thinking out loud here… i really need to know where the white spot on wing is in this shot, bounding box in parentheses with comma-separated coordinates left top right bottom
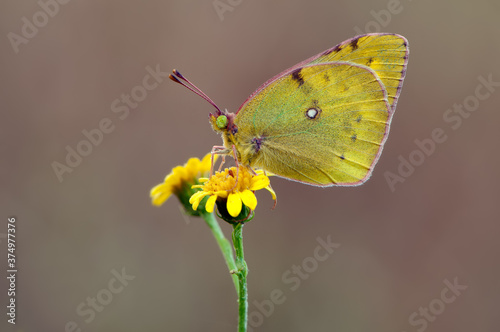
(306, 108, 319, 119)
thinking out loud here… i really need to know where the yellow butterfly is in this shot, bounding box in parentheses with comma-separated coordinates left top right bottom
(170, 33, 409, 186)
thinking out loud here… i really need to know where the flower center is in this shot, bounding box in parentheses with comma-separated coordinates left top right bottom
(203, 167, 252, 193)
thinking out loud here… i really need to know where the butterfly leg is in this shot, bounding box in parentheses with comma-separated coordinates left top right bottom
(218, 155, 226, 172)
(210, 145, 230, 177)
(231, 145, 240, 190)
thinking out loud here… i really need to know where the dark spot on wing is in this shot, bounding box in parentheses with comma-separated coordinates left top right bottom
(251, 137, 263, 153)
(291, 68, 304, 87)
(350, 37, 359, 51)
(356, 115, 362, 123)
(351, 134, 357, 142)
(366, 57, 374, 66)
(323, 48, 334, 56)
(340, 154, 345, 160)
(332, 44, 343, 53)
(323, 73, 330, 82)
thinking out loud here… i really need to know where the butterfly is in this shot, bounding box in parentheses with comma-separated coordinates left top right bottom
(170, 33, 409, 186)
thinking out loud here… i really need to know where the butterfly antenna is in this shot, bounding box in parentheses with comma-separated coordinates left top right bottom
(169, 69, 223, 114)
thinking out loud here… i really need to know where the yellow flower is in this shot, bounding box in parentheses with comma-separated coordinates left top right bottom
(189, 167, 276, 220)
(150, 153, 217, 212)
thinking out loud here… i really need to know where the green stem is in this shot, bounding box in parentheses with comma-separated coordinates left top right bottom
(232, 222, 248, 332)
(202, 212, 239, 295)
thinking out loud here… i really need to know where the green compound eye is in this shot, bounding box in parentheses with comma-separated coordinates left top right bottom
(216, 115, 228, 129)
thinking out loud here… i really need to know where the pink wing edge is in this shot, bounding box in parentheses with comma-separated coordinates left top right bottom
(236, 33, 410, 187)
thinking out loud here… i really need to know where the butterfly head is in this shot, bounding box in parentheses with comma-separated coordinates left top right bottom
(209, 110, 238, 136)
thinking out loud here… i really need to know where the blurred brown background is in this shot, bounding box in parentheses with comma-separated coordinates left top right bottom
(1, 1, 499, 331)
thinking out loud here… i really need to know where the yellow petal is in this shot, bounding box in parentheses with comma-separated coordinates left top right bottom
(190, 198, 200, 211)
(240, 189, 257, 210)
(151, 192, 172, 206)
(185, 157, 201, 178)
(190, 192, 208, 211)
(215, 190, 228, 199)
(249, 175, 270, 190)
(256, 169, 275, 177)
(171, 166, 187, 182)
(186, 157, 201, 170)
(227, 192, 242, 217)
(205, 195, 217, 213)
(162, 173, 176, 187)
(150, 183, 169, 197)
(200, 153, 217, 172)
(189, 191, 206, 204)
(265, 185, 277, 201)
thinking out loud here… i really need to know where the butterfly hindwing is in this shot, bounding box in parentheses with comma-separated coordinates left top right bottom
(234, 62, 391, 186)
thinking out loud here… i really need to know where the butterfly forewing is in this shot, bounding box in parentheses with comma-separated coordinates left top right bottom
(306, 33, 409, 111)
